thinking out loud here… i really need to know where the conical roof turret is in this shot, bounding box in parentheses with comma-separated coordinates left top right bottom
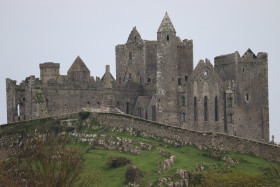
(158, 12, 176, 32)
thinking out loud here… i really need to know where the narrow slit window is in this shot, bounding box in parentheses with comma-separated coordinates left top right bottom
(152, 105, 156, 121)
(215, 96, 219, 121)
(129, 52, 132, 60)
(182, 96, 185, 106)
(167, 35, 169, 41)
(194, 97, 198, 121)
(204, 96, 208, 121)
(245, 93, 249, 102)
(126, 102, 129, 114)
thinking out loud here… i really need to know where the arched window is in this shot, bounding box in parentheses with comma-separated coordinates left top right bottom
(204, 96, 208, 121)
(215, 96, 219, 121)
(194, 97, 198, 121)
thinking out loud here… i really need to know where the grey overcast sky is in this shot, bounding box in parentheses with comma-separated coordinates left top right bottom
(0, 0, 279, 142)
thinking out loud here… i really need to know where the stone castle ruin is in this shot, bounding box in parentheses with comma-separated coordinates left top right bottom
(6, 13, 269, 142)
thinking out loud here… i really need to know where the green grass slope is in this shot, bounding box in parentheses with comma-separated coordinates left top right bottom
(0, 114, 280, 186)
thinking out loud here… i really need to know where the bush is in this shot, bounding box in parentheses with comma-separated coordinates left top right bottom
(125, 165, 143, 185)
(189, 172, 205, 186)
(0, 135, 102, 187)
(78, 111, 91, 121)
(106, 156, 131, 168)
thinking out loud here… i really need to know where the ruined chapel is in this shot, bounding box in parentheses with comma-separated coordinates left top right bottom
(6, 13, 269, 142)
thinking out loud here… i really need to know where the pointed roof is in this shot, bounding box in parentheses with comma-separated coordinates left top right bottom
(242, 48, 257, 58)
(127, 26, 142, 43)
(158, 12, 176, 32)
(68, 56, 90, 73)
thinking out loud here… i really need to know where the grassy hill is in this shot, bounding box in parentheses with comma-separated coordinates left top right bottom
(0, 112, 280, 186)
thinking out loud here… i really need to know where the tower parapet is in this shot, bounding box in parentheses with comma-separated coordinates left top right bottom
(39, 62, 60, 83)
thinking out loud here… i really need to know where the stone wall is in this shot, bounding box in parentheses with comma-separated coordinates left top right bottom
(95, 113, 280, 163)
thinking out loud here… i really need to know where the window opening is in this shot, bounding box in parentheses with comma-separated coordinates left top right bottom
(245, 93, 249, 102)
(126, 102, 129, 114)
(215, 96, 219, 121)
(152, 105, 156, 121)
(138, 107, 142, 117)
(178, 78, 182, 85)
(182, 112, 186, 122)
(194, 97, 198, 121)
(204, 96, 208, 121)
(167, 35, 169, 41)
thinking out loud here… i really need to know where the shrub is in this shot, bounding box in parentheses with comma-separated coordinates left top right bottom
(125, 165, 143, 184)
(189, 172, 205, 186)
(107, 156, 131, 168)
(0, 135, 102, 187)
(78, 111, 91, 121)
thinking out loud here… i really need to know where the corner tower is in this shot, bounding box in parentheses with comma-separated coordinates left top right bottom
(156, 12, 179, 125)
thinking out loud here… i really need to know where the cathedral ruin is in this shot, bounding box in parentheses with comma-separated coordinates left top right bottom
(6, 13, 269, 142)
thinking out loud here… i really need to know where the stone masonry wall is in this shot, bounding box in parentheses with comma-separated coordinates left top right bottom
(95, 113, 280, 163)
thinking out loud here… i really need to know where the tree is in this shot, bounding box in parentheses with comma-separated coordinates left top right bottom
(0, 135, 101, 187)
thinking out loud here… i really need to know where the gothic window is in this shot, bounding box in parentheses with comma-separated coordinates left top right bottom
(167, 35, 169, 41)
(194, 97, 198, 121)
(126, 102, 129, 114)
(129, 52, 132, 60)
(215, 96, 219, 121)
(178, 78, 182, 85)
(204, 96, 208, 121)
